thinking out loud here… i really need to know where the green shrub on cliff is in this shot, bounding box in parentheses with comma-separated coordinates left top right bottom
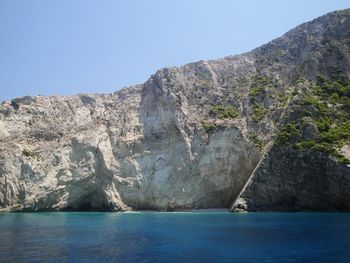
(210, 105, 239, 119)
(248, 74, 276, 122)
(275, 75, 350, 164)
(252, 75, 274, 87)
(201, 121, 227, 133)
(249, 133, 263, 149)
(301, 95, 328, 112)
(22, 149, 35, 157)
(251, 104, 268, 122)
(275, 123, 301, 146)
(317, 75, 350, 98)
(249, 86, 265, 98)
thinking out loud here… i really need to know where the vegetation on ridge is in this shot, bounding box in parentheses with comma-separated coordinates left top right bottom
(209, 105, 239, 119)
(201, 105, 239, 133)
(275, 74, 350, 164)
(249, 75, 276, 122)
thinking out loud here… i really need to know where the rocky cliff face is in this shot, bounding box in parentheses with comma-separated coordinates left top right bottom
(1, 9, 350, 211)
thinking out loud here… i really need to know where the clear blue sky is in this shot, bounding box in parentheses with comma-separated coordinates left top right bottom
(1, 0, 350, 101)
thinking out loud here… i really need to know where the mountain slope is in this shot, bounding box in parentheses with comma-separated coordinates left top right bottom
(1, 9, 350, 211)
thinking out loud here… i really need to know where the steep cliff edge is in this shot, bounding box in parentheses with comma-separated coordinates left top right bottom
(1, 9, 350, 211)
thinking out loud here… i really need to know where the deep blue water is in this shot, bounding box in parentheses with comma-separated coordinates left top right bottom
(0, 212, 350, 263)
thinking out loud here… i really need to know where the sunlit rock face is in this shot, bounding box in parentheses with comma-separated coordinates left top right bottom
(1, 9, 350, 211)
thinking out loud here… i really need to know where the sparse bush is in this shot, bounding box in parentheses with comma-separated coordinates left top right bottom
(276, 75, 350, 164)
(22, 149, 35, 157)
(201, 120, 228, 133)
(210, 105, 239, 119)
(296, 77, 306, 84)
(248, 75, 276, 122)
(275, 123, 301, 146)
(202, 121, 218, 133)
(251, 104, 268, 122)
(249, 134, 263, 149)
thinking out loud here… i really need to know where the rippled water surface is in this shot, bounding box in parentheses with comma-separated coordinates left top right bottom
(0, 212, 350, 262)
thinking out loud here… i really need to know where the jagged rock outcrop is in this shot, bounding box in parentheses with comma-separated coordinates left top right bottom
(1, 9, 350, 211)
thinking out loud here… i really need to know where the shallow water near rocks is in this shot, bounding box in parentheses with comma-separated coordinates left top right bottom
(0, 212, 349, 262)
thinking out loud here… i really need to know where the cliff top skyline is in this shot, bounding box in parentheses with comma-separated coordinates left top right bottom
(1, 0, 350, 102)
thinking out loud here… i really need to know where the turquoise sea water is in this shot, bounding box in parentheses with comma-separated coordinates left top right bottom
(0, 212, 349, 263)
